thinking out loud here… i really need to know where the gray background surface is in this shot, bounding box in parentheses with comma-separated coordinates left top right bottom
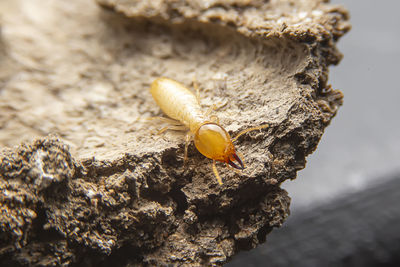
(286, 0, 400, 211)
(229, 0, 400, 265)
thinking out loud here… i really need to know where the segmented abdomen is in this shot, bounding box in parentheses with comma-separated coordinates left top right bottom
(150, 77, 205, 132)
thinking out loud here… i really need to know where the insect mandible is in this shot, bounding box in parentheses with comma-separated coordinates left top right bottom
(150, 77, 268, 185)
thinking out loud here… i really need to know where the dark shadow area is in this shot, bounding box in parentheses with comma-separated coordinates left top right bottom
(228, 173, 400, 267)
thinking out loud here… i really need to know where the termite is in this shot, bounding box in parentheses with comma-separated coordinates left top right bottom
(150, 77, 268, 185)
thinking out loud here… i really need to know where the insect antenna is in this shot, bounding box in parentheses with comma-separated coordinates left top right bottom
(232, 124, 269, 142)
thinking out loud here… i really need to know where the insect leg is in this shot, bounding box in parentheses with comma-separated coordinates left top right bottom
(148, 116, 186, 134)
(184, 132, 192, 164)
(215, 100, 228, 110)
(212, 160, 223, 185)
(204, 104, 216, 117)
(157, 125, 187, 135)
(204, 101, 228, 118)
(147, 116, 181, 125)
(232, 124, 269, 142)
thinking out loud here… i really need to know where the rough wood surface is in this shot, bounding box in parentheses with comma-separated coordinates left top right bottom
(0, 0, 349, 265)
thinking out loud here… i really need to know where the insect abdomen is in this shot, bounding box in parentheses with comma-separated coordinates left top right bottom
(150, 77, 204, 131)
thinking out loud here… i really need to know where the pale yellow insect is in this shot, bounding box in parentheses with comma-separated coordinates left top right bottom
(150, 77, 268, 185)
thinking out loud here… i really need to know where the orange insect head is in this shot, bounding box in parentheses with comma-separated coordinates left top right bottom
(194, 123, 244, 169)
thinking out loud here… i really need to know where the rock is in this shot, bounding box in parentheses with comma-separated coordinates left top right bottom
(0, 0, 350, 265)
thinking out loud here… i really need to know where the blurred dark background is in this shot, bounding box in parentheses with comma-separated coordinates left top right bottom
(228, 0, 400, 266)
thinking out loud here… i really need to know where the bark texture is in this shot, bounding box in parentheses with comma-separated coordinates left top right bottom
(0, 0, 350, 266)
